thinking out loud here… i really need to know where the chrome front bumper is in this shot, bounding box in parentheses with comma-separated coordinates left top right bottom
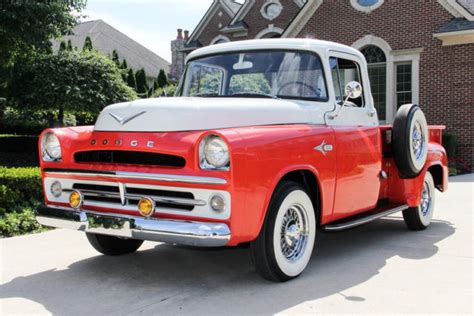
(36, 206, 231, 247)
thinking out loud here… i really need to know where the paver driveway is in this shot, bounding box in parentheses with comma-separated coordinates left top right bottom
(1, 174, 472, 315)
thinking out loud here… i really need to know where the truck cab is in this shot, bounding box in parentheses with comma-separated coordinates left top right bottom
(36, 39, 448, 282)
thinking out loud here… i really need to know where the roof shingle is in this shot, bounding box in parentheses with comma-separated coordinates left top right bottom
(52, 20, 170, 78)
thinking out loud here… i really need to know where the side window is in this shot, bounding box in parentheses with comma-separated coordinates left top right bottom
(330, 57, 364, 107)
(187, 63, 223, 96)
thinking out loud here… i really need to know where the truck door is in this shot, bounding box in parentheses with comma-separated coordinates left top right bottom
(326, 53, 382, 221)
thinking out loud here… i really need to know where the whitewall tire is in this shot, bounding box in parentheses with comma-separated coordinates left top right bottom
(250, 182, 316, 282)
(403, 172, 435, 230)
(392, 104, 429, 178)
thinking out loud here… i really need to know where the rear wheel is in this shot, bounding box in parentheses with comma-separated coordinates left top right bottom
(250, 182, 316, 282)
(403, 172, 435, 230)
(86, 233, 143, 256)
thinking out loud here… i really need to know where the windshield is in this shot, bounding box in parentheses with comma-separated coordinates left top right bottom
(178, 50, 328, 102)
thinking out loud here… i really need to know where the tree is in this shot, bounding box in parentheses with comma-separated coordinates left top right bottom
(121, 59, 128, 69)
(120, 59, 128, 82)
(8, 50, 137, 126)
(152, 84, 177, 98)
(83, 36, 93, 51)
(135, 68, 148, 96)
(59, 41, 67, 53)
(0, 0, 86, 66)
(67, 39, 73, 51)
(157, 69, 168, 88)
(229, 73, 271, 95)
(112, 50, 120, 67)
(126, 68, 136, 90)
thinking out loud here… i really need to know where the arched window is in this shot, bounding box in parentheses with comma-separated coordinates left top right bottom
(361, 45, 387, 120)
(261, 32, 281, 38)
(210, 35, 230, 45)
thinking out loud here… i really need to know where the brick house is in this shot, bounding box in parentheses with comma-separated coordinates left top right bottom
(171, 0, 474, 170)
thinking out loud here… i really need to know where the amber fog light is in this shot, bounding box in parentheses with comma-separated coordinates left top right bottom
(69, 191, 83, 209)
(138, 197, 155, 217)
(210, 194, 225, 213)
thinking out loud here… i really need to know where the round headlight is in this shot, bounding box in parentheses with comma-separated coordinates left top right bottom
(41, 133, 62, 161)
(199, 135, 230, 169)
(50, 180, 62, 198)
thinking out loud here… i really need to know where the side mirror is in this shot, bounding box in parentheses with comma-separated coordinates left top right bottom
(345, 81, 362, 100)
(328, 81, 363, 120)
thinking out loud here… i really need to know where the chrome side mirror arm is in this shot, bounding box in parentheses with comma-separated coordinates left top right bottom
(328, 81, 363, 120)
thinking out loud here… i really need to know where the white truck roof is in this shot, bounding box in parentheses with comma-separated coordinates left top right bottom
(186, 38, 365, 62)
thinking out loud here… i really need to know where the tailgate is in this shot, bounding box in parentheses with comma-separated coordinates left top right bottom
(428, 125, 445, 145)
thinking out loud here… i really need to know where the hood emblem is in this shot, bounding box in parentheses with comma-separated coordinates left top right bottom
(109, 111, 146, 125)
(314, 140, 333, 156)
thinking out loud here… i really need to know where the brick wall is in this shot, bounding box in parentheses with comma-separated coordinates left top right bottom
(197, 6, 233, 46)
(299, 0, 473, 170)
(242, 0, 301, 38)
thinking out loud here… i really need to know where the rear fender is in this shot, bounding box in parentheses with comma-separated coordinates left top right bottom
(386, 142, 447, 207)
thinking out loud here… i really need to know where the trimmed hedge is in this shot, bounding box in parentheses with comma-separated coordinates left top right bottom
(0, 167, 46, 237)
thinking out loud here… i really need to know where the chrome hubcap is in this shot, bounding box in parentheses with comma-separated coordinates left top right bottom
(280, 205, 308, 261)
(420, 181, 431, 216)
(412, 122, 425, 161)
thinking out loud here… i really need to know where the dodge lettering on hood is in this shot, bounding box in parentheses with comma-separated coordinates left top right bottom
(36, 39, 448, 282)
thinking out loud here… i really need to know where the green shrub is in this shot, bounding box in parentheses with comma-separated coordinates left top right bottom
(448, 167, 457, 177)
(0, 207, 47, 237)
(152, 84, 177, 98)
(0, 167, 45, 237)
(0, 167, 42, 215)
(0, 107, 49, 135)
(442, 134, 457, 158)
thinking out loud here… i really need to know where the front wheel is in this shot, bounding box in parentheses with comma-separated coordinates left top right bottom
(250, 182, 316, 282)
(403, 172, 436, 230)
(86, 233, 144, 256)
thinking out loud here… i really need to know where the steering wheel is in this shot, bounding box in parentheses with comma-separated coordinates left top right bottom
(344, 100, 359, 107)
(277, 81, 319, 96)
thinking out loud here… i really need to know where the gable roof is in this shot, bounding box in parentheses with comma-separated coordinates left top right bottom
(52, 20, 170, 78)
(456, 0, 474, 15)
(284, 0, 474, 38)
(187, 0, 243, 44)
(229, 0, 255, 25)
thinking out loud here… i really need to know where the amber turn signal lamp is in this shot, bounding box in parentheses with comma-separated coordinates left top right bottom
(138, 197, 155, 217)
(69, 191, 83, 209)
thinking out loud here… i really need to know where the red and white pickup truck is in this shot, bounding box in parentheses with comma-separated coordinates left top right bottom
(36, 39, 448, 282)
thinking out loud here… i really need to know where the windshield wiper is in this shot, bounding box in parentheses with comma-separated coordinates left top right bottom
(230, 92, 279, 99)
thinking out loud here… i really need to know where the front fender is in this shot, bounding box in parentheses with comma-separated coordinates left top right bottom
(226, 124, 336, 244)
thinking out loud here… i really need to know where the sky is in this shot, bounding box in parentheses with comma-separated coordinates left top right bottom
(82, 0, 214, 62)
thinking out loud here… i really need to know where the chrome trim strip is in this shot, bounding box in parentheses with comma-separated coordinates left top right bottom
(64, 188, 207, 207)
(36, 206, 230, 247)
(323, 205, 409, 232)
(44, 171, 227, 185)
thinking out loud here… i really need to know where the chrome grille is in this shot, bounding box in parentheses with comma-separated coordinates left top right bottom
(70, 183, 203, 211)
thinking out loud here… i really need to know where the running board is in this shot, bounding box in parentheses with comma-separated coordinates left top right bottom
(322, 204, 409, 232)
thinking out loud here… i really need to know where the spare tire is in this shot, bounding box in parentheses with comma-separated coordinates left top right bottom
(392, 104, 428, 178)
